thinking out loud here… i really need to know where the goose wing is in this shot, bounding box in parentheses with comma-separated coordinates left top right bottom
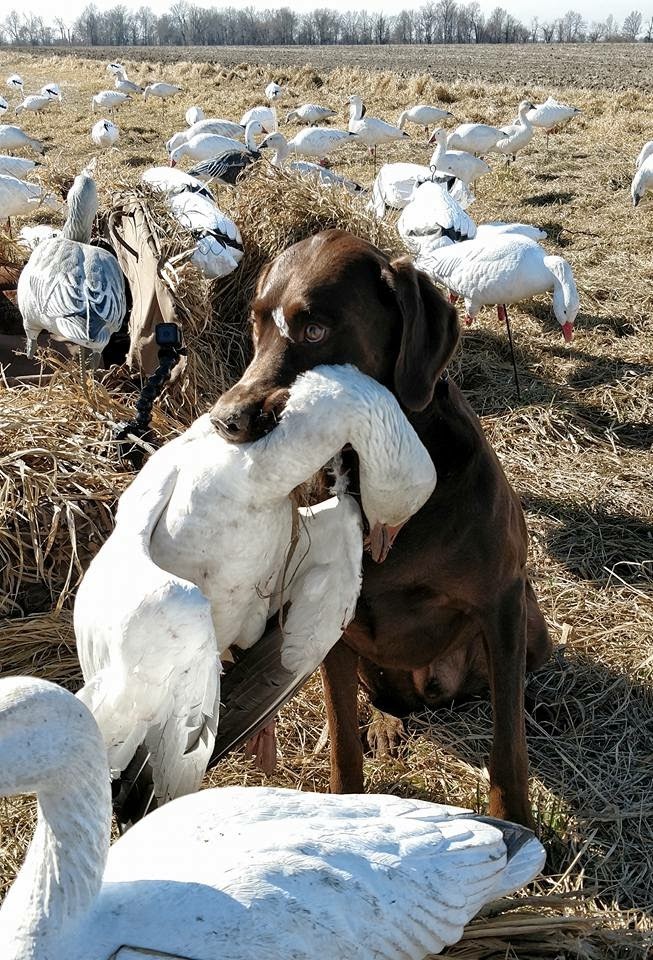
(187, 148, 257, 185)
(398, 180, 476, 244)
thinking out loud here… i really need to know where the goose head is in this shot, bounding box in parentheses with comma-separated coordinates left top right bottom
(167, 130, 188, 155)
(517, 99, 535, 123)
(428, 127, 449, 148)
(345, 95, 365, 121)
(547, 256, 579, 342)
(258, 132, 289, 163)
(107, 62, 124, 76)
(169, 143, 189, 167)
(285, 109, 299, 124)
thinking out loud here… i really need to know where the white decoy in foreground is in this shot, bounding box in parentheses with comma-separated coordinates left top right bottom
(258, 132, 363, 192)
(398, 104, 455, 134)
(631, 155, 653, 206)
(15, 94, 53, 116)
(76, 364, 436, 818)
(286, 103, 336, 126)
(0, 675, 545, 960)
(92, 90, 130, 114)
(91, 118, 119, 148)
(428, 128, 491, 186)
(185, 105, 204, 125)
(18, 168, 126, 365)
(167, 118, 246, 154)
(0, 123, 45, 155)
(166, 190, 244, 278)
(526, 96, 581, 148)
(142, 165, 214, 201)
(5, 74, 23, 94)
(169, 131, 250, 166)
(0, 154, 41, 177)
(635, 140, 653, 170)
(0, 174, 61, 234)
(398, 179, 477, 257)
(0, 95, 7, 115)
(240, 104, 277, 132)
(492, 100, 536, 162)
(17, 223, 62, 251)
(447, 119, 503, 154)
(347, 94, 409, 169)
(143, 82, 183, 109)
(369, 161, 471, 217)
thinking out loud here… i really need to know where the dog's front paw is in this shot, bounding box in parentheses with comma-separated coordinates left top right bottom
(366, 709, 406, 759)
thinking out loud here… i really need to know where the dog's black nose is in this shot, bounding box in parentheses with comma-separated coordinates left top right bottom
(212, 410, 252, 442)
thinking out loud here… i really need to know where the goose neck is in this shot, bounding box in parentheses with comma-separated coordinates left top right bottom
(61, 176, 97, 244)
(244, 122, 258, 151)
(348, 98, 363, 123)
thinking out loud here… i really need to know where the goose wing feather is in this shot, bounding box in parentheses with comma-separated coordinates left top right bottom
(398, 181, 476, 242)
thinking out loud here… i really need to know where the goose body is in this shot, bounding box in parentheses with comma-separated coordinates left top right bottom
(167, 118, 246, 154)
(631, 155, 653, 206)
(635, 140, 653, 170)
(370, 161, 432, 216)
(41, 83, 62, 102)
(348, 95, 409, 154)
(398, 104, 454, 132)
(420, 234, 578, 341)
(0, 675, 545, 960)
(186, 105, 204, 125)
(258, 133, 363, 191)
(92, 90, 130, 113)
(142, 165, 214, 201)
(143, 82, 183, 100)
(447, 121, 503, 153)
(6, 74, 23, 93)
(0, 124, 45, 155)
(91, 118, 119, 148)
(398, 179, 477, 259)
(261, 126, 354, 163)
(286, 103, 336, 126)
(265, 81, 283, 101)
(166, 191, 244, 278)
(0, 96, 7, 115)
(107, 62, 125, 76)
(492, 100, 535, 160)
(186, 120, 265, 187)
(114, 73, 144, 96)
(0, 154, 41, 177)
(428, 129, 490, 186)
(15, 94, 52, 115)
(75, 365, 436, 821)
(18, 170, 126, 358)
(169, 132, 249, 166)
(526, 96, 580, 132)
(0, 174, 61, 224)
(240, 105, 276, 132)
(17, 223, 62, 250)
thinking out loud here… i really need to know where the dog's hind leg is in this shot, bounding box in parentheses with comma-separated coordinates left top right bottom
(320, 639, 364, 793)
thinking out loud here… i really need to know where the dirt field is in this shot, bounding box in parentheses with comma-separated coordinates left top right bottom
(0, 47, 652, 958)
(45, 41, 653, 90)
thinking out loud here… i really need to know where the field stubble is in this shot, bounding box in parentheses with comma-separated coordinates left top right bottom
(0, 48, 652, 958)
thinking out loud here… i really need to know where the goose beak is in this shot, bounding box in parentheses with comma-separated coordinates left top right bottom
(169, 157, 177, 167)
(368, 521, 407, 563)
(561, 321, 574, 343)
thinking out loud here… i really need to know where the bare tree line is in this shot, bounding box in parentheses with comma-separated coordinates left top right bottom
(1, 3, 651, 48)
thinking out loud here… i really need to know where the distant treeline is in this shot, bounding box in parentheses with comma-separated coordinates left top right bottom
(2, 3, 652, 48)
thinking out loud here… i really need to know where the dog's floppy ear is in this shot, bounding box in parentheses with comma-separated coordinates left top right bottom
(382, 256, 459, 411)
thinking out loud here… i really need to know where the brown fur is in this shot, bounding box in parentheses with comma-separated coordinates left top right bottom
(210, 230, 552, 827)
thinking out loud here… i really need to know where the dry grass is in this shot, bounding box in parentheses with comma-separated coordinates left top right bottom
(1, 50, 652, 958)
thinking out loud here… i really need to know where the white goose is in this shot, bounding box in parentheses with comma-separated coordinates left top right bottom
(92, 90, 130, 114)
(240, 105, 277, 132)
(347, 94, 409, 167)
(428, 128, 491, 186)
(632, 155, 653, 206)
(0, 174, 61, 233)
(398, 179, 477, 261)
(18, 168, 126, 363)
(91, 118, 119, 148)
(526, 97, 580, 148)
(75, 365, 436, 819)
(166, 190, 244, 278)
(143, 82, 183, 108)
(0, 123, 45, 155)
(419, 234, 578, 343)
(17, 224, 62, 251)
(15, 93, 53, 116)
(635, 140, 653, 170)
(447, 120, 503, 154)
(40, 82, 62, 102)
(141, 165, 214, 201)
(186, 120, 265, 187)
(286, 103, 336, 126)
(0, 675, 545, 960)
(113, 67, 144, 96)
(0, 95, 7, 115)
(106, 61, 125, 76)
(5, 74, 23, 94)
(369, 162, 471, 218)
(258, 126, 354, 165)
(398, 104, 454, 134)
(169, 131, 250, 166)
(265, 81, 283, 101)
(491, 100, 536, 162)
(167, 118, 246, 154)
(257, 132, 363, 192)
(185, 105, 204, 125)
(0, 154, 41, 177)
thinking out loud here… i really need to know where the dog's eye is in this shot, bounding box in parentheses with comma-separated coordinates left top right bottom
(304, 323, 327, 343)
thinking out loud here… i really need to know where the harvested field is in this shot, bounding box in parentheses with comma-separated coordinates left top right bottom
(0, 48, 652, 958)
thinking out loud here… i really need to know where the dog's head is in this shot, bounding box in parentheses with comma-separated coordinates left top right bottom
(210, 230, 459, 442)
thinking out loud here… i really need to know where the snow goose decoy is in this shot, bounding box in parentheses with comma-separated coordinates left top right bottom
(169, 131, 250, 166)
(0, 154, 41, 178)
(76, 364, 436, 818)
(491, 100, 536, 162)
(185, 105, 204, 125)
(92, 90, 130, 115)
(369, 162, 471, 218)
(286, 103, 336, 126)
(240, 104, 277, 133)
(0, 123, 45, 155)
(167, 118, 246, 154)
(143, 82, 183, 111)
(0, 95, 7, 116)
(632, 154, 653, 206)
(635, 140, 653, 170)
(398, 179, 477, 261)
(347, 94, 409, 171)
(258, 132, 363, 192)
(259, 126, 355, 166)
(265, 81, 283, 101)
(40, 82, 62, 103)
(17, 167, 126, 376)
(165, 190, 244, 278)
(91, 118, 119, 148)
(17, 223, 62, 251)
(5, 73, 23, 94)
(141, 165, 214, 200)
(526, 97, 581, 149)
(186, 120, 265, 187)
(113, 68, 144, 96)
(15, 94, 54, 116)
(397, 104, 455, 135)
(0, 674, 546, 960)
(428, 128, 491, 187)
(106, 61, 125, 76)
(447, 119, 503, 154)
(0, 174, 61, 235)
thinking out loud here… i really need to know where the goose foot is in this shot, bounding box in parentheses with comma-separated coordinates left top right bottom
(464, 314, 474, 326)
(366, 709, 405, 759)
(245, 720, 277, 775)
(448, 291, 459, 304)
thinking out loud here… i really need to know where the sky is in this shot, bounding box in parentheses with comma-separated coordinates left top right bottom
(15, 0, 643, 31)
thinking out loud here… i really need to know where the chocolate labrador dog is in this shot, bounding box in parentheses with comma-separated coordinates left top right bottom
(210, 229, 551, 827)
